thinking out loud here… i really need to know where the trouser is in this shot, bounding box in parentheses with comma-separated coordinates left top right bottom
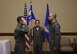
(49, 45, 58, 54)
(33, 44, 43, 54)
(15, 43, 25, 54)
(49, 44, 59, 54)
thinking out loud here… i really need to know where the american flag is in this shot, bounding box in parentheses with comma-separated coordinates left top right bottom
(24, 3, 30, 49)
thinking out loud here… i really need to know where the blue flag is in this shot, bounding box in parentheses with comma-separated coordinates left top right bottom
(44, 4, 49, 41)
(27, 4, 36, 25)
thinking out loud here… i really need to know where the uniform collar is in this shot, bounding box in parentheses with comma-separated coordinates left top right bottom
(18, 23, 22, 28)
(52, 19, 57, 24)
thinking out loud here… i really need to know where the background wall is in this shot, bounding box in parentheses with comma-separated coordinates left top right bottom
(0, 0, 77, 52)
(0, 0, 77, 32)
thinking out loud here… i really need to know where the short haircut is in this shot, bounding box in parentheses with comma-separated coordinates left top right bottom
(17, 16, 24, 23)
(49, 13, 57, 18)
(35, 20, 40, 23)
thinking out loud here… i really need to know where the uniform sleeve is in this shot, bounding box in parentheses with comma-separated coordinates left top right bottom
(54, 23, 61, 36)
(14, 29, 19, 40)
(24, 25, 29, 33)
(54, 23, 61, 48)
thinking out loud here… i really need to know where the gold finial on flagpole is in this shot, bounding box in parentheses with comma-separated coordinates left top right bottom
(30, 1, 32, 4)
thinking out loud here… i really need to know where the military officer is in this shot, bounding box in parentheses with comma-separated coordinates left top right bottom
(14, 16, 29, 54)
(29, 20, 45, 54)
(48, 13, 61, 54)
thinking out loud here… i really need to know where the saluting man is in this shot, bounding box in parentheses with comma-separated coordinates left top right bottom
(14, 16, 29, 54)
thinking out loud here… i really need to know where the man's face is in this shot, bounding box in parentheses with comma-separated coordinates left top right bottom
(35, 21, 40, 27)
(20, 17, 27, 25)
(48, 13, 54, 21)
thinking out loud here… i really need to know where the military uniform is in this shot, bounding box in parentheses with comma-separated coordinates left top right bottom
(14, 24, 29, 54)
(49, 20, 61, 54)
(30, 26, 45, 54)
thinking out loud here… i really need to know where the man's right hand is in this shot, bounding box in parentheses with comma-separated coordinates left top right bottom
(21, 18, 27, 25)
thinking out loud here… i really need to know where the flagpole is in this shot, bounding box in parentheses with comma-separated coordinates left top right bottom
(28, 1, 35, 54)
(29, 1, 33, 31)
(30, 1, 33, 29)
(30, 1, 33, 54)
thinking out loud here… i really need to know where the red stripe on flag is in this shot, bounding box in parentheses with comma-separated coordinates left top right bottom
(25, 33, 30, 49)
